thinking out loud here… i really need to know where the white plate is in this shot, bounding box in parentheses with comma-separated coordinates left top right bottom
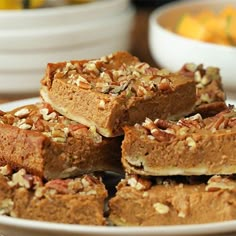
(0, 98, 236, 236)
(0, 97, 40, 111)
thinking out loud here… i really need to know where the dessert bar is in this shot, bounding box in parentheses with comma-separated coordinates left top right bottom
(122, 107, 236, 176)
(0, 103, 122, 180)
(109, 175, 236, 226)
(0, 165, 107, 225)
(40, 51, 196, 137)
(180, 63, 227, 117)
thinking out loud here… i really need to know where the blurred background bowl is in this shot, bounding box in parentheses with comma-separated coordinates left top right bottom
(0, 0, 130, 29)
(149, 0, 236, 95)
(0, 0, 135, 94)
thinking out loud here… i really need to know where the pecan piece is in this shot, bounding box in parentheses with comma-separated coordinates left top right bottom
(45, 179, 71, 194)
(206, 175, 236, 192)
(127, 175, 152, 191)
(157, 78, 173, 92)
(142, 118, 175, 142)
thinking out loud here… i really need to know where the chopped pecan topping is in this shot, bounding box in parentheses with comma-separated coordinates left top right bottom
(89, 126, 102, 143)
(180, 63, 224, 108)
(14, 108, 30, 118)
(153, 202, 170, 214)
(98, 99, 106, 110)
(142, 191, 149, 197)
(127, 175, 152, 191)
(0, 199, 14, 215)
(206, 116, 229, 131)
(8, 169, 34, 189)
(178, 211, 187, 218)
(206, 175, 236, 192)
(45, 179, 71, 194)
(40, 108, 57, 121)
(0, 103, 102, 144)
(0, 165, 12, 176)
(157, 78, 174, 92)
(186, 137, 197, 150)
(177, 114, 204, 129)
(51, 52, 176, 98)
(142, 118, 175, 142)
(69, 123, 88, 132)
(154, 119, 173, 129)
(206, 108, 236, 131)
(41, 175, 100, 197)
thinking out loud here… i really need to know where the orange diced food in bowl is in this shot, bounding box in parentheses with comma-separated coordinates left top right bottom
(174, 5, 236, 46)
(176, 14, 211, 41)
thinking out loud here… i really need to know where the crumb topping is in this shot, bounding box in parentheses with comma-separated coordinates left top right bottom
(1, 165, 103, 198)
(180, 63, 225, 107)
(206, 175, 236, 192)
(50, 52, 175, 98)
(123, 174, 236, 193)
(0, 103, 102, 144)
(139, 106, 236, 142)
(153, 202, 170, 214)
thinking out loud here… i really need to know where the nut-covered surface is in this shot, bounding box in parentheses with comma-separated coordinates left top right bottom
(0, 103, 122, 180)
(122, 106, 236, 176)
(40, 51, 196, 137)
(109, 175, 236, 226)
(179, 63, 227, 118)
(0, 166, 107, 225)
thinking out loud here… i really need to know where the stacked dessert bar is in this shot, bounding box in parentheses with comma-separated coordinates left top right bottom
(0, 51, 235, 226)
(109, 61, 236, 226)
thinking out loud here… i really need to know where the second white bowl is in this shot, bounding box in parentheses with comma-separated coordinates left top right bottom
(148, 0, 236, 92)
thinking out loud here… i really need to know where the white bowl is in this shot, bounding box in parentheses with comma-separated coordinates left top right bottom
(149, 0, 236, 92)
(0, 29, 131, 71)
(1, 38, 131, 93)
(0, 0, 130, 29)
(0, 6, 135, 51)
(0, 28, 132, 94)
(0, 3, 135, 94)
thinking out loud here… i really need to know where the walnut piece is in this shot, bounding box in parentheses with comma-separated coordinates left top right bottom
(7, 169, 33, 189)
(153, 202, 170, 214)
(142, 118, 175, 142)
(206, 175, 236, 192)
(127, 175, 151, 191)
(0, 199, 14, 215)
(0, 165, 12, 176)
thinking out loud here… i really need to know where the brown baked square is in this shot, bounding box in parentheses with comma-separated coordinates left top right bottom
(109, 175, 236, 226)
(0, 103, 122, 180)
(40, 51, 196, 137)
(122, 106, 236, 176)
(179, 63, 227, 118)
(0, 165, 107, 225)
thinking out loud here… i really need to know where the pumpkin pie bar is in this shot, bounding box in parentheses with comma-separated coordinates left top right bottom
(0, 103, 122, 180)
(122, 106, 236, 176)
(109, 174, 236, 226)
(40, 51, 196, 137)
(179, 63, 227, 118)
(0, 165, 107, 225)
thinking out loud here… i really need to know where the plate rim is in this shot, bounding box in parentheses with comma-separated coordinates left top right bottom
(0, 215, 236, 235)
